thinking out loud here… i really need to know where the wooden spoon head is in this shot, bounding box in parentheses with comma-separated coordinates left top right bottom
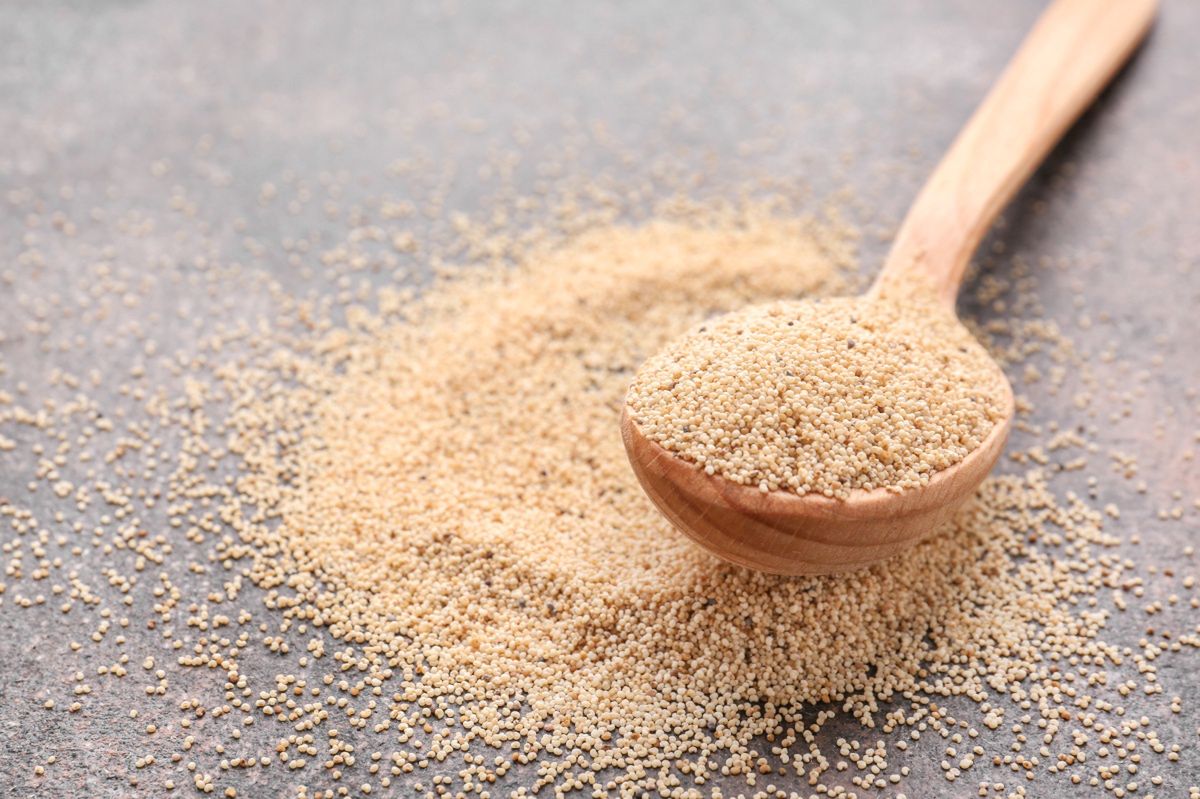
(620, 373, 1014, 575)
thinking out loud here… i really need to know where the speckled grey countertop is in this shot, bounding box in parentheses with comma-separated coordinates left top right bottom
(2, 2, 1198, 797)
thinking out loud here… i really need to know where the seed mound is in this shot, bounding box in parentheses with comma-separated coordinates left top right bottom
(213, 212, 1150, 795)
(3, 195, 1192, 798)
(626, 295, 1010, 498)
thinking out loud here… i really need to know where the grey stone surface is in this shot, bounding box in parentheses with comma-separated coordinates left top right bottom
(1, 1, 1198, 797)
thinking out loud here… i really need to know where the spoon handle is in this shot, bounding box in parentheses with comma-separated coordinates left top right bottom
(871, 0, 1157, 308)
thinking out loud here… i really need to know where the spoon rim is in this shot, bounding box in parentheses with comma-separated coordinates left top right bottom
(621, 373, 1014, 531)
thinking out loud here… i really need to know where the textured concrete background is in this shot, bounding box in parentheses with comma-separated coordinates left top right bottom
(1, 1, 1198, 797)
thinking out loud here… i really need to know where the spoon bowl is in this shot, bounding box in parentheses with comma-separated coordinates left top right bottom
(622, 372, 1013, 575)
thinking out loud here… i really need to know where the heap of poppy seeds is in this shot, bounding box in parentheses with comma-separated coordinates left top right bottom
(1, 169, 1198, 799)
(626, 295, 1009, 497)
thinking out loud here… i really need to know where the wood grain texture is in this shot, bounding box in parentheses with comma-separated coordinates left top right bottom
(873, 0, 1159, 307)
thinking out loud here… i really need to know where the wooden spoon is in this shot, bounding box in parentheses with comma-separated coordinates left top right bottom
(621, 0, 1158, 575)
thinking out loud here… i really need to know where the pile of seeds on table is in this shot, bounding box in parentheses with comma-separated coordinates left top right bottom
(1, 154, 1198, 799)
(627, 295, 1009, 497)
